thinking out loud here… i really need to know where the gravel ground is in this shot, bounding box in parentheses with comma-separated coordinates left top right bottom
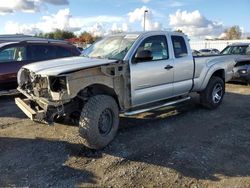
(0, 83, 249, 188)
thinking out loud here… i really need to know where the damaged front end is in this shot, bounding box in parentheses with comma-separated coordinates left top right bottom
(15, 60, 129, 125)
(232, 58, 250, 83)
(16, 68, 72, 124)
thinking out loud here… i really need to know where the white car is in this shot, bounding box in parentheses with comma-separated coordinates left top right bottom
(199, 48, 220, 56)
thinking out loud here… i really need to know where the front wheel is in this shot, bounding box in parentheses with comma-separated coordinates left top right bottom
(78, 95, 119, 149)
(200, 76, 225, 109)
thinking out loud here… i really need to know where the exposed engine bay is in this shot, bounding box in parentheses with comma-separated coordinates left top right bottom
(18, 68, 68, 100)
(16, 62, 129, 124)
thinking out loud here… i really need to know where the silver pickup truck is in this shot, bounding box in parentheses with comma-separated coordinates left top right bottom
(15, 31, 235, 149)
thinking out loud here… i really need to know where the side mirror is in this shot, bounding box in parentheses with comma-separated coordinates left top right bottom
(134, 50, 153, 62)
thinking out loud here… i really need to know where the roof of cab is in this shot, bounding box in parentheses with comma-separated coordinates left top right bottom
(229, 42, 250, 46)
(109, 31, 186, 38)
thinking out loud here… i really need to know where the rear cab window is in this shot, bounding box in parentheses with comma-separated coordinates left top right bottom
(171, 35, 188, 58)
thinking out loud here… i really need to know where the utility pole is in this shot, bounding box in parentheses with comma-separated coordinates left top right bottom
(144, 10, 148, 31)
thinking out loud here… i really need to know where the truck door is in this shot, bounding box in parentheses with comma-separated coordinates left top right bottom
(129, 35, 174, 107)
(170, 35, 194, 96)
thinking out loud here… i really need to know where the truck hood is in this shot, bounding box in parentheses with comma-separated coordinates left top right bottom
(23, 56, 117, 76)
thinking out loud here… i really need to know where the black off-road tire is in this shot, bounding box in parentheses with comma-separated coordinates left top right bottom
(78, 95, 119, 149)
(200, 76, 225, 109)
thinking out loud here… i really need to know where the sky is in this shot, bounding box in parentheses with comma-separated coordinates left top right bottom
(0, 0, 249, 40)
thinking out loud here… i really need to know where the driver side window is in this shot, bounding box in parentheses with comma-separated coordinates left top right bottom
(133, 35, 169, 62)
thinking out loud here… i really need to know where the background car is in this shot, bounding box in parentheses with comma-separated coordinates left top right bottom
(220, 43, 250, 55)
(192, 49, 203, 56)
(232, 57, 250, 85)
(220, 43, 250, 85)
(199, 48, 220, 56)
(0, 35, 81, 93)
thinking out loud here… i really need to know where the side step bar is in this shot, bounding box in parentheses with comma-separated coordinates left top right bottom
(124, 96, 191, 116)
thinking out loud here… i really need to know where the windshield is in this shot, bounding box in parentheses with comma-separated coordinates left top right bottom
(82, 35, 137, 60)
(221, 45, 250, 55)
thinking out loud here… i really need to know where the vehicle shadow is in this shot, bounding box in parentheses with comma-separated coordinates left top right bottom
(0, 94, 26, 119)
(228, 81, 249, 86)
(69, 92, 250, 181)
(0, 92, 250, 185)
(0, 137, 96, 187)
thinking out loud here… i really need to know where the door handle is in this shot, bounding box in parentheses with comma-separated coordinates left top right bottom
(164, 65, 173, 70)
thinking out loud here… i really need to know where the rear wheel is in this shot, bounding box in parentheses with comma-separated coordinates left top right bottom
(78, 95, 119, 149)
(200, 76, 225, 109)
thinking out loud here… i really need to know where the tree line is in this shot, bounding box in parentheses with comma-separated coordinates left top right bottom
(36, 29, 99, 44)
(223, 25, 242, 40)
(176, 25, 245, 40)
(36, 25, 247, 43)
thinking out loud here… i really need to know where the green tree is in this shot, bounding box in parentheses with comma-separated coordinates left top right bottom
(39, 29, 76, 40)
(224, 26, 242, 40)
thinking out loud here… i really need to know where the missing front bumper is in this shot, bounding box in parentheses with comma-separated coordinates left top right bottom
(15, 97, 47, 123)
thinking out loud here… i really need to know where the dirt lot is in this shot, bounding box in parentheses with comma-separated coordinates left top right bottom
(0, 84, 249, 188)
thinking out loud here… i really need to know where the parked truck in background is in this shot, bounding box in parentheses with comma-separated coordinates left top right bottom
(15, 31, 235, 149)
(220, 43, 250, 84)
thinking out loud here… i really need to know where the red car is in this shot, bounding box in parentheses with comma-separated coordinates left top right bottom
(0, 37, 80, 93)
